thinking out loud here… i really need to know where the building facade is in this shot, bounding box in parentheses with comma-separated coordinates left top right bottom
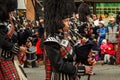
(75, 0, 120, 15)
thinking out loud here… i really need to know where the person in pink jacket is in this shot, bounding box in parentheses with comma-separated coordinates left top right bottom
(100, 39, 108, 60)
(106, 41, 116, 65)
(101, 39, 116, 64)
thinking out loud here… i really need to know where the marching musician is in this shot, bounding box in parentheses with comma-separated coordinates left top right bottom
(44, 0, 95, 80)
(0, 0, 26, 79)
(78, 2, 93, 38)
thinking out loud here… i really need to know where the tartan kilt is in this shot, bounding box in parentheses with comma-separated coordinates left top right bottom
(50, 72, 80, 80)
(0, 59, 20, 80)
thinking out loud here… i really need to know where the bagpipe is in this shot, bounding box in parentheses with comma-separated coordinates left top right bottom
(12, 16, 25, 32)
(69, 21, 94, 80)
(68, 27, 93, 64)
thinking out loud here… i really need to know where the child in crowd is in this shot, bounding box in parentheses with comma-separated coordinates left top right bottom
(106, 41, 116, 65)
(24, 38, 37, 68)
(100, 39, 108, 60)
(100, 39, 115, 64)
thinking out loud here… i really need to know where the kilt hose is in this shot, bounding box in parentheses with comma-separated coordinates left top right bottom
(0, 59, 20, 80)
(45, 57, 52, 80)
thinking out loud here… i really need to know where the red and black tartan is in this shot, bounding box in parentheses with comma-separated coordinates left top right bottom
(45, 57, 52, 80)
(116, 23, 120, 65)
(0, 59, 20, 80)
(45, 46, 70, 80)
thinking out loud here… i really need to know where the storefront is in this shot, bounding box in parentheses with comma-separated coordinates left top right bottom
(74, 0, 120, 15)
(95, 3, 120, 14)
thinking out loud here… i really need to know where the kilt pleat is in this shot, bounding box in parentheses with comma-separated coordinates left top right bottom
(0, 69, 4, 80)
(51, 72, 81, 80)
(60, 73, 62, 80)
(51, 72, 72, 80)
(0, 59, 20, 80)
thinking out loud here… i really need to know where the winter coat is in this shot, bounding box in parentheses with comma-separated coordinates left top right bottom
(100, 44, 108, 54)
(106, 43, 115, 56)
(36, 38, 44, 54)
(106, 23, 118, 43)
(97, 26, 107, 44)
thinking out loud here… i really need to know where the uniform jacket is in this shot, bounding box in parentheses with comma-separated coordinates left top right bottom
(44, 34, 86, 80)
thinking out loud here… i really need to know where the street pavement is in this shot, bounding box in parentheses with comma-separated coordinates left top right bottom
(81, 64, 120, 80)
(24, 61, 120, 80)
(24, 65, 45, 80)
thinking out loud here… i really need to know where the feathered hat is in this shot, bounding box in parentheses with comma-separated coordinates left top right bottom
(0, 0, 17, 21)
(0, 0, 17, 12)
(78, 2, 91, 22)
(44, 0, 75, 34)
(6, 0, 18, 12)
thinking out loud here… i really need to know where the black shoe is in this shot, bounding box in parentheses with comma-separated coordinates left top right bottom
(32, 66, 38, 68)
(24, 66, 29, 68)
(101, 62, 106, 65)
(92, 73, 96, 75)
(32, 61, 37, 68)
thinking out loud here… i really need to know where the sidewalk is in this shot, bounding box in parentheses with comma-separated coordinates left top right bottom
(24, 61, 120, 80)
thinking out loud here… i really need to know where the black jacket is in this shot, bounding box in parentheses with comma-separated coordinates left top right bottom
(0, 25, 19, 55)
(45, 41, 76, 75)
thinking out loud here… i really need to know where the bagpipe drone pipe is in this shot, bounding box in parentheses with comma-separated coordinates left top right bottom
(69, 26, 94, 65)
(69, 26, 94, 80)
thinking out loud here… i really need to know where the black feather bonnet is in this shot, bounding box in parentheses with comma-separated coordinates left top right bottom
(44, 0, 75, 34)
(78, 2, 91, 22)
(0, 0, 18, 21)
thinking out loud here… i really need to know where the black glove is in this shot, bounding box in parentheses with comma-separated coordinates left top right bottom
(11, 43, 19, 54)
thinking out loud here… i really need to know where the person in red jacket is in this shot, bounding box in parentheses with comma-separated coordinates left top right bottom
(106, 42, 115, 56)
(102, 40, 116, 64)
(106, 41, 116, 65)
(36, 38, 44, 63)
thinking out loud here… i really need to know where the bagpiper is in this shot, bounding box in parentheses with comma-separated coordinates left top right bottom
(0, 0, 26, 79)
(44, 0, 95, 80)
